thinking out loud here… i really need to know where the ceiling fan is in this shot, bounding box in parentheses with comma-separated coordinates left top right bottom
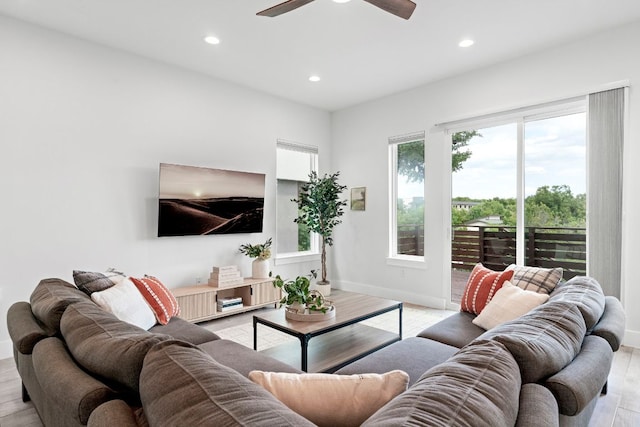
(257, 0, 417, 20)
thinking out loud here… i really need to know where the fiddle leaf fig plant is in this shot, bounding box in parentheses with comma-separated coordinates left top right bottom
(293, 171, 347, 284)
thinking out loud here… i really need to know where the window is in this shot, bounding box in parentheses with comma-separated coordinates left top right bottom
(447, 99, 588, 304)
(276, 140, 318, 259)
(389, 132, 425, 259)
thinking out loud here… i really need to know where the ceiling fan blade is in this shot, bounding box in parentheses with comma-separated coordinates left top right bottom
(257, 0, 315, 17)
(363, 0, 417, 20)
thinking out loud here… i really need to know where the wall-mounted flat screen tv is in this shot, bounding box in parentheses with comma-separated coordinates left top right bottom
(158, 163, 265, 237)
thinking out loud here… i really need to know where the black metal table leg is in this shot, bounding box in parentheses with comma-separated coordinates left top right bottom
(253, 317, 258, 351)
(300, 334, 310, 372)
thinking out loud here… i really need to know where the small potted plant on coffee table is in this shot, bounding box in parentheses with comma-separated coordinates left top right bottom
(273, 274, 335, 321)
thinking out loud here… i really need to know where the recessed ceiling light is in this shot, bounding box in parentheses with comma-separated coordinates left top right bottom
(204, 36, 220, 45)
(309, 75, 321, 82)
(459, 39, 475, 48)
(333, 0, 351, 3)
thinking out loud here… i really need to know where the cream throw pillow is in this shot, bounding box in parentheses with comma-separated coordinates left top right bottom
(472, 281, 550, 330)
(248, 370, 409, 427)
(91, 278, 157, 330)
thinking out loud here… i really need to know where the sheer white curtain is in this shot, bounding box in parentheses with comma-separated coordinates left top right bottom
(588, 88, 625, 297)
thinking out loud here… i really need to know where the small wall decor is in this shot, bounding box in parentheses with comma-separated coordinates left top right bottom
(350, 187, 366, 211)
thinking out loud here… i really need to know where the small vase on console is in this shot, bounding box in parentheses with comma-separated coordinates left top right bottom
(252, 258, 270, 279)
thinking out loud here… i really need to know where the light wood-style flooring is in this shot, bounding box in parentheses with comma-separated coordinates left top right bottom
(1, 303, 639, 426)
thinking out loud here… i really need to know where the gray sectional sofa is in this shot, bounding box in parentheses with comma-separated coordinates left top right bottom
(7, 275, 625, 426)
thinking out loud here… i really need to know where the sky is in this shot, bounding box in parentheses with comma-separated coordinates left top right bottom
(159, 163, 265, 199)
(399, 112, 586, 200)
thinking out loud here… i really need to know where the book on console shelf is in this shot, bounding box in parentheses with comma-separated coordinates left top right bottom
(217, 304, 244, 312)
(217, 297, 243, 307)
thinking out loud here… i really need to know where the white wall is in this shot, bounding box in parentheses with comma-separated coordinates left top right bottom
(0, 15, 331, 358)
(331, 20, 640, 348)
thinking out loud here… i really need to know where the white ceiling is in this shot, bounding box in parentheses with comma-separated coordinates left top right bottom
(2, 0, 640, 111)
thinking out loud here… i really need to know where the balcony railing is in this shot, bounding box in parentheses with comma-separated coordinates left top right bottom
(398, 224, 586, 280)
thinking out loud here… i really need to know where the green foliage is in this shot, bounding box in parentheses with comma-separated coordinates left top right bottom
(396, 131, 480, 183)
(238, 237, 272, 259)
(273, 275, 327, 313)
(293, 171, 348, 283)
(397, 198, 424, 226)
(451, 185, 586, 228)
(297, 222, 310, 251)
(525, 185, 586, 227)
(397, 140, 425, 183)
(452, 131, 479, 173)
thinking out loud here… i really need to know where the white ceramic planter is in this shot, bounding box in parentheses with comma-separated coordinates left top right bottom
(314, 281, 331, 297)
(251, 259, 270, 279)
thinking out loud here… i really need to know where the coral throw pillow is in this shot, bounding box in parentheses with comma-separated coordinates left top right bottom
(460, 264, 514, 315)
(130, 276, 180, 325)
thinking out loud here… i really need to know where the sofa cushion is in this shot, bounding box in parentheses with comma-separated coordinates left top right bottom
(362, 340, 521, 427)
(472, 281, 549, 330)
(590, 296, 626, 351)
(544, 335, 613, 416)
(139, 340, 315, 426)
(130, 276, 180, 325)
(151, 316, 220, 345)
(506, 264, 563, 294)
(61, 300, 169, 393)
(198, 339, 301, 377)
(91, 279, 157, 330)
(334, 336, 459, 386)
(7, 301, 49, 354)
(460, 263, 514, 315)
(549, 276, 605, 330)
(73, 268, 127, 295)
(479, 301, 586, 383)
(32, 337, 118, 426)
(249, 370, 409, 427)
(30, 278, 91, 335)
(417, 311, 485, 348)
(515, 383, 559, 427)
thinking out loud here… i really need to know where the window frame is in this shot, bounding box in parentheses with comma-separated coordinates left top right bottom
(275, 140, 320, 265)
(388, 131, 426, 265)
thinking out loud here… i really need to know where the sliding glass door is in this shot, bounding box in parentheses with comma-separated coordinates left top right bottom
(449, 109, 586, 304)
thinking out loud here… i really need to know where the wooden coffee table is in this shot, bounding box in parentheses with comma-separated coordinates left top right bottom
(253, 290, 402, 373)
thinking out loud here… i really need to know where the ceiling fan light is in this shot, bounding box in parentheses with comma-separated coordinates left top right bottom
(309, 75, 321, 82)
(333, 0, 351, 3)
(459, 39, 475, 48)
(204, 36, 220, 45)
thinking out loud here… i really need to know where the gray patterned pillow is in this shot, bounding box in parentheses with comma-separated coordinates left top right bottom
(506, 264, 563, 294)
(73, 268, 126, 295)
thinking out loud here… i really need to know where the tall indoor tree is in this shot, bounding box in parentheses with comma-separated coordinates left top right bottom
(293, 171, 347, 285)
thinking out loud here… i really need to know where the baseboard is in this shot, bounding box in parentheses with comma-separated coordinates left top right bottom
(622, 329, 640, 349)
(0, 339, 13, 360)
(333, 280, 447, 310)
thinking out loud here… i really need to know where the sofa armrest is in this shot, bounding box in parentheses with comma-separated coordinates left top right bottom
(543, 335, 612, 416)
(33, 337, 119, 425)
(7, 302, 49, 354)
(515, 383, 559, 427)
(88, 400, 145, 427)
(590, 296, 625, 351)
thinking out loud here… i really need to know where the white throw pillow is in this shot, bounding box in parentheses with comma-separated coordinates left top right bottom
(472, 281, 549, 330)
(249, 370, 409, 427)
(91, 278, 157, 330)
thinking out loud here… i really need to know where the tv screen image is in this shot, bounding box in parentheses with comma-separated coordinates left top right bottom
(158, 163, 265, 237)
